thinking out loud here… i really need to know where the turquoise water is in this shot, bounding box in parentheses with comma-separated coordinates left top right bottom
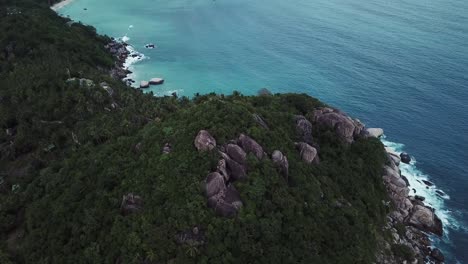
(60, 0, 468, 262)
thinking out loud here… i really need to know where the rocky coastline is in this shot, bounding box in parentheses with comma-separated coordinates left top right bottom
(370, 130, 445, 263)
(104, 38, 142, 85)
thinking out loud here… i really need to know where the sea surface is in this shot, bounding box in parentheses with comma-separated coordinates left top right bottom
(60, 0, 468, 262)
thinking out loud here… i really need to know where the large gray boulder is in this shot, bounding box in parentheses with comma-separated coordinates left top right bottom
(120, 193, 143, 216)
(221, 152, 247, 181)
(312, 107, 364, 144)
(237, 134, 265, 160)
(226, 143, 247, 164)
(295, 142, 319, 164)
(294, 115, 313, 143)
(366, 128, 384, 138)
(407, 205, 443, 236)
(194, 130, 216, 151)
(272, 150, 289, 180)
(139, 81, 149, 88)
(205, 172, 226, 198)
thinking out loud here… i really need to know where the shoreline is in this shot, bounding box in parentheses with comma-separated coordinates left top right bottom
(50, 0, 74, 11)
(370, 130, 446, 263)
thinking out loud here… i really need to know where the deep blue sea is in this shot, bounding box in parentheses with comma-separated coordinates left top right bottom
(59, 0, 468, 262)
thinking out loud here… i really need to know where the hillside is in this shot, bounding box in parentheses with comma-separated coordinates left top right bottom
(0, 1, 441, 264)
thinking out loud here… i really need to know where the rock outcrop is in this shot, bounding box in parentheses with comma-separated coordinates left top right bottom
(294, 115, 313, 143)
(408, 205, 443, 236)
(120, 193, 143, 216)
(225, 143, 247, 164)
(272, 150, 289, 180)
(385, 147, 401, 166)
(205, 172, 226, 198)
(366, 128, 384, 138)
(237, 134, 265, 160)
(295, 142, 319, 164)
(400, 152, 411, 164)
(312, 107, 364, 144)
(220, 152, 247, 181)
(140, 81, 149, 88)
(149, 78, 164, 85)
(194, 130, 216, 151)
(207, 185, 243, 218)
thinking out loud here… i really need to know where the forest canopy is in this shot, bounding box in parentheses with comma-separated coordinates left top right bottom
(0, 1, 391, 263)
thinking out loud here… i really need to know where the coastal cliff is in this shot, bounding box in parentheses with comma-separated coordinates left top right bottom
(0, 1, 444, 263)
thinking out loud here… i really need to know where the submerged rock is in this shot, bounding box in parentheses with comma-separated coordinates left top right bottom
(194, 130, 216, 151)
(422, 180, 434, 187)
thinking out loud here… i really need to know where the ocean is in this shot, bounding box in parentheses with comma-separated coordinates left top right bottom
(59, 0, 468, 262)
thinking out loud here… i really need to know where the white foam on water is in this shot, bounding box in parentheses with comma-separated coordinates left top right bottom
(121, 35, 130, 43)
(380, 135, 463, 239)
(120, 42, 147, 87)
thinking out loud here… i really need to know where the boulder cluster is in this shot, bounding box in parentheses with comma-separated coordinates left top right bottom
(312, 107, 366, 144)
(195, 132, 265, 218)
(194, 121, 321, 217)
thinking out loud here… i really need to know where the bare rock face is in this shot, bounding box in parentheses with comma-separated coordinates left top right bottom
(294, 115, 313, 144)
(295, 142, 319, 164)
(120, 193, 143, 216)
(194, 130, 216, 151)
(205, 172, 226, 198)
(252, 114, 269, 129)
(237, 134, 265, 160)
(312, 107, 364, 144)
(221, 152, 247, 181)
(272, 150, 289, 180)
(225, 143, 247, 164)
(407, 205, 443, 237)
